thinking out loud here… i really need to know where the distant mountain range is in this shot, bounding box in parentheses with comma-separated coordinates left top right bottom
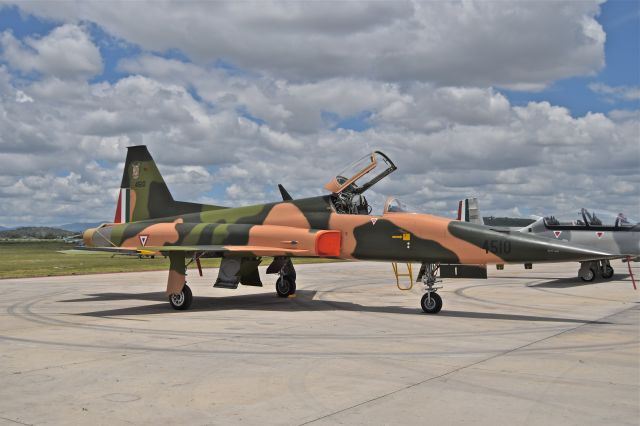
(0, 222, 102, 232)
(0, 222, 104, 239)
(0, 226, 76, 239)
(58, 222, 102, 232)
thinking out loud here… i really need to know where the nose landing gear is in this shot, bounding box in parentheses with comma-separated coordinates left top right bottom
(418, 263, 442, 314)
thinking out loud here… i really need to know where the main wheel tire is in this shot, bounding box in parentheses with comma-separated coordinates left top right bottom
(601, 265, 614, 279)
(580, 267, 596, 282)
(169, 284, 193, 310)
(276, 276, 296, 297)
(421, 292, 442, 314)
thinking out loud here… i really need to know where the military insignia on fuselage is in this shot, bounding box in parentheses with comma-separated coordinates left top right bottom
(596, 231, 604, 239)
(139, 235, 148, 246)
(370, 218, 378, 225)
(553, 230, 562, 238)
(132, 162, 140, 180)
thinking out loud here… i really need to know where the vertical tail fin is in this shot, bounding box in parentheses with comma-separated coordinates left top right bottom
(114, 145, 225, 223)
(115, 145, 174, 223)
(456, 198, 484, 225)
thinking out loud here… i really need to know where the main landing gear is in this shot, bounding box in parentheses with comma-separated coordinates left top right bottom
(276, 275, 296, 297)
(579, 260, 614, 282)
(418, 263, 442, 314)
(268, 257, 297, 298)
(169, 284, 193, 310)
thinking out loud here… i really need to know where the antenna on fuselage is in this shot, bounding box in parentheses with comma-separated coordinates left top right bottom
(278, 184, 293, 201)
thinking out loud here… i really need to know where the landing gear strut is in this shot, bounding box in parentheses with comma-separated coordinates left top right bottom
(418, 263, 442, 314)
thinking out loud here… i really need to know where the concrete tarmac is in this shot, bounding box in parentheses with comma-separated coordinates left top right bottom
(0, 260, 638, 425)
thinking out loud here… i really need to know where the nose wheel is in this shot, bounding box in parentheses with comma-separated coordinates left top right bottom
(421, 292, 442, 314)
(418, 262, 443, 314)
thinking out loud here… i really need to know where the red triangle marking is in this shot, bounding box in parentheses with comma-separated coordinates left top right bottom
(370, 218, 378, 225)
(553, 230, 562, 238)
(596, 232, 604, 238)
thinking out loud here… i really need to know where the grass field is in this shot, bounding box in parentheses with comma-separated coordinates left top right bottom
(0, 241, 338, 279)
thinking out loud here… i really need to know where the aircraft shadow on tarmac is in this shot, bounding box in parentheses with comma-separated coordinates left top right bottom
(61, 290, 608, 324)
(528, 274, 629, 288)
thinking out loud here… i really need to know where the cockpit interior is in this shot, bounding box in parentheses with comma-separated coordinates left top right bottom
(325, 151, 397, 215)
(544, 208, 637, 229)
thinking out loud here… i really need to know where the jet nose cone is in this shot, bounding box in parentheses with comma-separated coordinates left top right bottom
(503, 231, 617, 263)
(539, 239, 614, 261)
(82, 228, 97, 247)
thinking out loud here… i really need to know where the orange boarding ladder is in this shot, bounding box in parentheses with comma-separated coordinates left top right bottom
(391, 262, 414, 290)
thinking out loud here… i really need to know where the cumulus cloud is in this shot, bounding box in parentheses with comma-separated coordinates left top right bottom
(589, 82, 640, 102)
(1, 50, 638, 226)
(14, 1, 604, 88)
(0, 4, 636, 227)
(0, 24, 102, 79)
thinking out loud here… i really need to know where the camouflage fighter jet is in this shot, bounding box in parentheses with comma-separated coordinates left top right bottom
(458, 198, 639, 283)
(82, 146, 617, 313)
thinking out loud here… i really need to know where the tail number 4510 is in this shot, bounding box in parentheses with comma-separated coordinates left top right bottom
(482, 240, 511, 255)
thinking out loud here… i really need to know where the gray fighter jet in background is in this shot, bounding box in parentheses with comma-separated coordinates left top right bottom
(458, 199, 639, 282)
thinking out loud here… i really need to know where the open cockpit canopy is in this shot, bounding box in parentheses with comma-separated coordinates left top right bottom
(324, 151, 396, 195)
(326, 151, 397, 215)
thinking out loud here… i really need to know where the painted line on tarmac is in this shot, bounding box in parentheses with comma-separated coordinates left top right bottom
(297, 304, 639, 425)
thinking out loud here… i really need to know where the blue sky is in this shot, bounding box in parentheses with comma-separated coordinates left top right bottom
(505, 0, 639, 116)
(2, 1, 637, 121)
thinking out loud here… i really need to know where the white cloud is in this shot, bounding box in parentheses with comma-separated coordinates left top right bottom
(14, 1, 604, 89)
(0, 6, 636, 227)
(589, 82, 640, 102)
(1, 52, 638, 226)
(0, 24, 103, 79)
(15, 89, 32, 103)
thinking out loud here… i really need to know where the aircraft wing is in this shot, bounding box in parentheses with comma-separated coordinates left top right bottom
(146, 245, 310, 256)
(77, 244, 313, 257)
(82, 226, 342, 258)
